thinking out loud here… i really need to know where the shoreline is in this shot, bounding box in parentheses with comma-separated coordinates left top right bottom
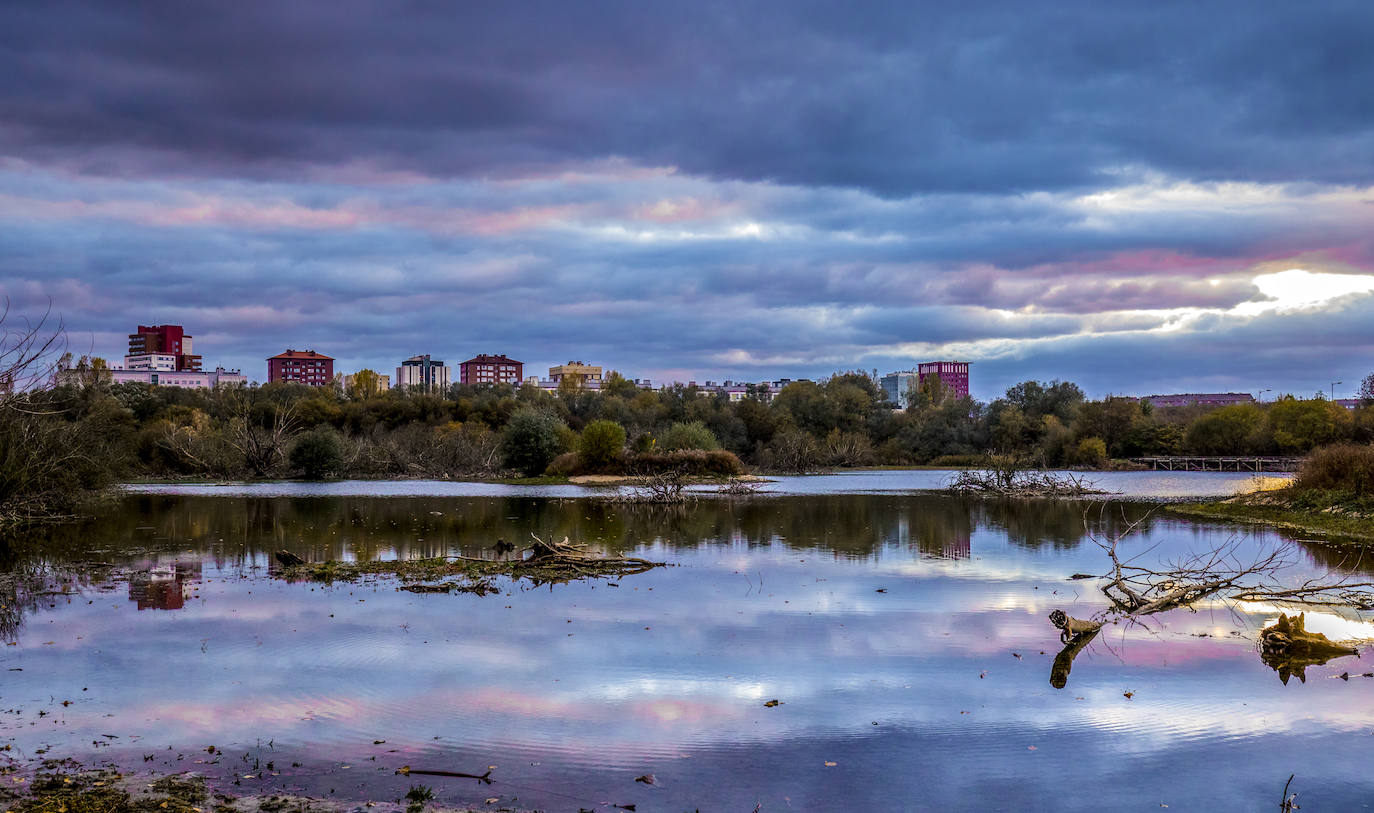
(1166, 492, 1374, 545)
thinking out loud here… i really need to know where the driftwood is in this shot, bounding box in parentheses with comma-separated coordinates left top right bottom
(1260, 612, 1359, 685)
(1047, 506, 1371, 687)
(396, 766, 492, 784)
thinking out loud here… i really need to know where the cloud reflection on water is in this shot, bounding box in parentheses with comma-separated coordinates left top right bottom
(2, 488, 1371, 810)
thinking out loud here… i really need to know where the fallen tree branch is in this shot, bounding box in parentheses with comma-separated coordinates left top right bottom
(1047, 503, 1373, 687)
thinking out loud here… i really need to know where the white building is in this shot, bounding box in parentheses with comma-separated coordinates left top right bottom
(880, 371, 919, 408)
(395, 355, 451, 391)
(109, 366, 247, 388)
(124, 353, 180, 372)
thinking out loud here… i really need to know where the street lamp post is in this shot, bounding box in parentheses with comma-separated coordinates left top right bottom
(1331, 381, 1342, 401)
(1260, 388, 1272, 402)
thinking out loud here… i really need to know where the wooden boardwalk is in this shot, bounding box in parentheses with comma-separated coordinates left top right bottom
(1131, 456, 1301, 472)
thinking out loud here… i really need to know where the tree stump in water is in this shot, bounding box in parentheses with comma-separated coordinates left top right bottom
(275, 550, 305, 567)
(1260, 612, 1358, 684)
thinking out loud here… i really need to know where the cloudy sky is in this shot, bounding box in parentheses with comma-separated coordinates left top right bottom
(3, 1, 1373, 399)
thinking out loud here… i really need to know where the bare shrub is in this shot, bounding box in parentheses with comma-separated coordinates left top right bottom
(1293, 443, 1374, 496)
(947, 454, 1106, 497)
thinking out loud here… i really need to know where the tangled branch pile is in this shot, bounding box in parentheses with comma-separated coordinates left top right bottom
(947, 467, 1106, 497)
(608, 469, 696, 504)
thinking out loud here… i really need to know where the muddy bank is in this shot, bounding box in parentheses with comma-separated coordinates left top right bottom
(0, 763, 528, 813)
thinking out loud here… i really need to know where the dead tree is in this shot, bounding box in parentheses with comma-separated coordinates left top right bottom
(224, 388, 300, 477)
(0, 299, 66, 409)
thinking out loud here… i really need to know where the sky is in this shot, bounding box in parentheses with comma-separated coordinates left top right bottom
(2, 1, 1373, 400)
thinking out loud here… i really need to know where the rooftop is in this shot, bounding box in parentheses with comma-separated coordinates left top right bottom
(268, 349, 334, 360)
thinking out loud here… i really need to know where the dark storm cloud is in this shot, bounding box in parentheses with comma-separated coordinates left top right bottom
(4, 1, 1374, 194)
(4, 1, 1374, 398)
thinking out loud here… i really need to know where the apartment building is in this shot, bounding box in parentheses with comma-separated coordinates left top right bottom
(460, 354, 523, 385)
(395, 354, 451, 391)
(267, 349, 334, 386)
(548, 361, 602, 384)
(917, 361, 970, 398)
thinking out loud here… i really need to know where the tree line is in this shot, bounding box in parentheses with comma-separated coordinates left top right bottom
(19, 362, 1374, 476)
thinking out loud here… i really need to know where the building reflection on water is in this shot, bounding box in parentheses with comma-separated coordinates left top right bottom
(128, 559, 202, 610)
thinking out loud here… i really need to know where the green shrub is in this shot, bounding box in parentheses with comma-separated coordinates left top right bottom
(1294, 443, 1374, 496)
(1074, 437, 1108, 467)
(289, 425, 343, 479)
(578, 420, 626, 471)
(500, 408, 566, 476)
(660, 420, 719, 451)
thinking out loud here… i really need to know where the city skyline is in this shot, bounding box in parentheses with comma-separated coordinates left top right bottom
(4, 3, 1374, 401)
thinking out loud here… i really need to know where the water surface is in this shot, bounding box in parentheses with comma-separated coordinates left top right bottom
(3, 483, 1370, 812)
(122, 468, 1287, 499)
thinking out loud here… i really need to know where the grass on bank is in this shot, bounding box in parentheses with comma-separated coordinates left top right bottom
(1168, 443, 1374, 543)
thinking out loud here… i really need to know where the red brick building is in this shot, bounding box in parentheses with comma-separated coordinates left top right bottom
(129, 325, 202, 371)
(918, 361, 970, 398)
(459, 354, 523, 385)
(267, 349, 334, 386)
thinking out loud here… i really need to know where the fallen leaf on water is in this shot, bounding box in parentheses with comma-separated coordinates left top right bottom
(635, 774, 655, 785)
(484, 799, 498, 805)
(764, 699, 781, 707)
(1123, 691, 1135, 699)
(824, 761, 837, 767)
(1027, 746, 1037, 751)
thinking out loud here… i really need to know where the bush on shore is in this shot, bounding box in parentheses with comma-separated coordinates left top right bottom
(578, 419, 627, 472)
(501, 408, 566, 477)
(629, 449, 745, 476)
(1293, 443, 1374, 497)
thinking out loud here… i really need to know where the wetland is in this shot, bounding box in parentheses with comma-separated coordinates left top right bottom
(2, 471, 1372, 811)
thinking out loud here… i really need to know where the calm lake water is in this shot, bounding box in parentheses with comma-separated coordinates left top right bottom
(4, 471, 1371, 812)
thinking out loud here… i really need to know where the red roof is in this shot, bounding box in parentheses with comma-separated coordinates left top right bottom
(462, 354, 522, 365)
(268, 349, 334, 360)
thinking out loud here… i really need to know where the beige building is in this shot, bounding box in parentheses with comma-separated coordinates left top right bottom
(548, 361, 603, 384)
(341, 370, 391, 397)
